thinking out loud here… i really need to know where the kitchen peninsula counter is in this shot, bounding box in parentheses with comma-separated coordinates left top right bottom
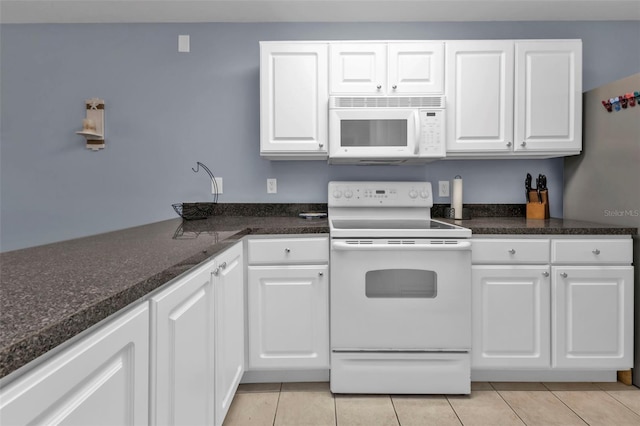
(1, 211, 635, 379)
(0, 214, 328, 379)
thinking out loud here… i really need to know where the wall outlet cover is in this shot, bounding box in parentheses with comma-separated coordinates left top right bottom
(438, 180, 450, 197)
(267, 178, 277, 194)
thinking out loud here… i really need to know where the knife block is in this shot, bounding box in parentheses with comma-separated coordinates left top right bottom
(526, 190, 550, 219)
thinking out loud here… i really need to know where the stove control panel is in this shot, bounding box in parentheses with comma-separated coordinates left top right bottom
(329, 181, 433, 207)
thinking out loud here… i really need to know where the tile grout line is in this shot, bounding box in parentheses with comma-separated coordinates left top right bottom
(542, 383, 593, 426)
(595, 383, 640, 418)
(272, 383, 283, 426)
(389, 395, 402, 426)
(491, 386, 528, 426)
(333, 391, 338, 426)
(444, 394, 465, 426)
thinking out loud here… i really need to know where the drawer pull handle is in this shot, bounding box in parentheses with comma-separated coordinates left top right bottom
(213, 268, 220, 276)
(592, 249, 601, 255)
(542, 271, 549, 277)
(220, 262, 227, 269)
(508, 249, 516, 254)
(560, 272, 568, 278)
(285, 248, 291, 253)
(319, 272, 324, 277)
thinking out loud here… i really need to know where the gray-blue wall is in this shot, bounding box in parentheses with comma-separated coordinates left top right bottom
(1, 21, 639, 251)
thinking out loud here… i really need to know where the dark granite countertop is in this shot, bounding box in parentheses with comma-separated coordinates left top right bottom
(0, 214, 328, 379)
(437, 216, 638, 235)
(1, 205, 635, 380)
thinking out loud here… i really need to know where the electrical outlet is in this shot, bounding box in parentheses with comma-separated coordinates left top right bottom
(438, 181, 450, 197)
(211, 177, 223, 194)
(267, 178, 277, 194)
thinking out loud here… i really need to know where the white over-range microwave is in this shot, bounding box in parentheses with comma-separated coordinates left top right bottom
(328, 96, 446, 165)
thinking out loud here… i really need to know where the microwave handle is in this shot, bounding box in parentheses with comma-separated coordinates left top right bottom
(413, 111, 421, 154)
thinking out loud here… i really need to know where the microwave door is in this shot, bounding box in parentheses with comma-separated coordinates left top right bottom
(329, 109, 417, 159)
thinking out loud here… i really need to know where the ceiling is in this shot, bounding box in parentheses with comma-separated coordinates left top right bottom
(1, 0, 639, 24)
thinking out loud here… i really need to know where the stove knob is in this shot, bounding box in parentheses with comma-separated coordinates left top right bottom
(420, 189, 430, 199)
(332, 190, 343, 199)
(409, 189, 418, 199)
(344, 190, 353, 198)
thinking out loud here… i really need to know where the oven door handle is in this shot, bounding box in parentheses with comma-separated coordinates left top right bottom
(331, 241, 471, 251)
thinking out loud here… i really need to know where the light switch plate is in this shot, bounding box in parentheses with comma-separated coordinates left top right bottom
(178, 35, 190, 52)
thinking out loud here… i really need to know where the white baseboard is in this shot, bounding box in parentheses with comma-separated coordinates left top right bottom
(241, 369, 330, 384)
(472, 369, 617, 382)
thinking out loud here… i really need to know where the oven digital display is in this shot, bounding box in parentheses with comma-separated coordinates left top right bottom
(376, 190, 385, 194)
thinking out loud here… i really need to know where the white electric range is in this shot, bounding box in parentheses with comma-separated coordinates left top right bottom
(328, 181, 472, 395)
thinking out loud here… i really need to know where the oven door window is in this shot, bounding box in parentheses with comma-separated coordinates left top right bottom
(340, 119, 407, 147)
(365, 269, 437, 298)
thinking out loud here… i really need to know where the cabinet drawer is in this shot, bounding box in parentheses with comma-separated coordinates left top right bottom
(248, 237, 329, 264)
(472, 239, 550, 264)
(551, 239, 632, 264)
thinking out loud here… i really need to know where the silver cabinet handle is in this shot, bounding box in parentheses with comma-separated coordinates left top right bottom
(592, 249, 601, 255)
(506, 142, 512, 147)
(220, 262, 227, 269)
(560, 272, 568, 278)
(319, 143, 324, 148)
(508, 249, 516, 254)
(213, 268, 220, 276)
(392, 85, 397, 89)
(376, 85, 382, 90)
(542, 271, 550, 277)
(319, 272, 324, 277)
(521, 141, 527, 147)
(285, 248, 291, 253)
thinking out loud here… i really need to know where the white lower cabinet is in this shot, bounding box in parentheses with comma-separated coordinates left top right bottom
(151, 242, 244, 426)
(0, 303, 149, 426)
(472, 236, 633, 377)
(247, 236, 330, 370)
(472, 265, 550, 368)
(553, 266, 634, 369)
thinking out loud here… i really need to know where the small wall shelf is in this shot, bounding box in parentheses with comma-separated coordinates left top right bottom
(76, 98, 105, 151)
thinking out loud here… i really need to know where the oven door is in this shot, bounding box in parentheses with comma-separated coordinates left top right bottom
(329, 108, 420, 160)
(330, 239, 471, 351)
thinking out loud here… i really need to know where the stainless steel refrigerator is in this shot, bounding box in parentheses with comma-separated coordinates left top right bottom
(564, 72, 640, 385)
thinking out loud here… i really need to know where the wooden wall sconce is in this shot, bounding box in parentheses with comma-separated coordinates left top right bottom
(76, 98, 105, 151)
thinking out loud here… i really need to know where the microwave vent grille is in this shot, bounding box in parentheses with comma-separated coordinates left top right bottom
(331, 96, 444, 109)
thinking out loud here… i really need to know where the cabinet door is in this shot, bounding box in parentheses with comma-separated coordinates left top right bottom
(388, 42, 444, 94)
(330, 43, 386, 94)
(0, 303, 149, 426)
(151, 262, 215, 426)
(552, 266, 634, 369)
(472, 266, 551, 368)
(514, 40, 582, 153)
(446, 40, 514, 152)
(213, 243, 245, 426)
(248, 265, 329, 369)
(260, 43, 328, 156)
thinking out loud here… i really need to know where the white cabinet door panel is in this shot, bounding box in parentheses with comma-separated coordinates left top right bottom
(515, 41, 582, 152)
(214, 243, 245, 426)
(472, 266, 550, 368)
(552, 266, 633, 368)
(330, 43, 386, 94)
(388, 42, 444, 94)
(248, 265, 329, 369)
(152, 263, 214, 426)
(0, 303, 149, 426)
(260, 43, 328, 155)
(446, 41, 514, 152)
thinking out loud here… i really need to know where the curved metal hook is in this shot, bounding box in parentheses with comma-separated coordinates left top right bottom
(192, 162, 218, 203)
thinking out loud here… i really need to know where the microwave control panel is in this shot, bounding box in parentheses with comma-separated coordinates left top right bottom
(419, 109, 446, 157)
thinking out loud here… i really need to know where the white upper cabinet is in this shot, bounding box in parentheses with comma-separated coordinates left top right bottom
(260, 42, 328, 159)
(514, 40, 582, 153)
(446, 39, 582, 157)
(446, 41, 514, 152)
(330, 42, 444, 95)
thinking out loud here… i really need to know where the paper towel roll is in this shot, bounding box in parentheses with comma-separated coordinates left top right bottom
(451, 175, 463, 219)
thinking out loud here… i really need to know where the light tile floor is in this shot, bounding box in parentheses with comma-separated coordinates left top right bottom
(223, 381, 640, 426)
